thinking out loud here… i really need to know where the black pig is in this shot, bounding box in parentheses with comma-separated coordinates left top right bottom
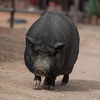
(24, 11, 79, 90)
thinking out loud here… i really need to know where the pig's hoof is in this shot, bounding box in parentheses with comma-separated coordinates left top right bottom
(61, 82, 67, 86)
(43, 85, 55, 90)
(33, 80, 41, 90)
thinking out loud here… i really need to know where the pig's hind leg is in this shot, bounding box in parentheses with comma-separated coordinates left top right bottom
(33, 75, 41, 89)
(61, 74, 69, 86)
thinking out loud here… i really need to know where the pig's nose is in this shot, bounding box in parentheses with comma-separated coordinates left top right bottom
(34, 68, 46, 77)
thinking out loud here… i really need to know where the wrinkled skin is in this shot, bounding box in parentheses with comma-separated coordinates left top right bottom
(24, 11, 80, 90)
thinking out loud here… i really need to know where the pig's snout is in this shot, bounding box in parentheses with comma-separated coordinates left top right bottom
(34, 68, 46, 76)
(34, 55, 51, 76)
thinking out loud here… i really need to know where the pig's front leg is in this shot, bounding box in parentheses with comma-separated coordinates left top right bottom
(43, 75, 56, 90)
(33, 75, 41, 89)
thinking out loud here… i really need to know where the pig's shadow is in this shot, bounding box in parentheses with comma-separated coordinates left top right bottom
(55, 79, 100, 92)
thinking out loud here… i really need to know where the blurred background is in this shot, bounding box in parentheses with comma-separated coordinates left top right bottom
(0, 0, 100, 28)
(0, 0, 100, 100)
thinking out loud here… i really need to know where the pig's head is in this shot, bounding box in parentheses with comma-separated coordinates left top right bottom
(27, 36, 64, 77)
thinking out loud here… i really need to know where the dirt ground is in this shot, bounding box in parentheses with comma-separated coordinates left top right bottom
(0, 12, 100, 100)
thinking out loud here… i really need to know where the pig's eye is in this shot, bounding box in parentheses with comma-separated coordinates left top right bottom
(32, 46, 41, 54)
(54, 47, 63, 55)
(57, 47, 62, 52)
(32, 48, 38, 56)
(48, 48, 56, 54)
(34, 46, 41, 52)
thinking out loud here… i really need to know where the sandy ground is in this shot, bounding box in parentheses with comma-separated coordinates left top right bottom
(0, 12, 40, 28)
(0, 12, 100, 100)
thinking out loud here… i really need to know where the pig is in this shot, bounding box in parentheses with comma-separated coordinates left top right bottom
(24, 11, 80, 90)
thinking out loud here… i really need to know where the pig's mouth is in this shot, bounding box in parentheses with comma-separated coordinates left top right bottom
(34, 68, 46, 77)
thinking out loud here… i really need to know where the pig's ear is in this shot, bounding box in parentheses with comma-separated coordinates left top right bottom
(54, 42, 65, 49)
(26, 36, 35, 44)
